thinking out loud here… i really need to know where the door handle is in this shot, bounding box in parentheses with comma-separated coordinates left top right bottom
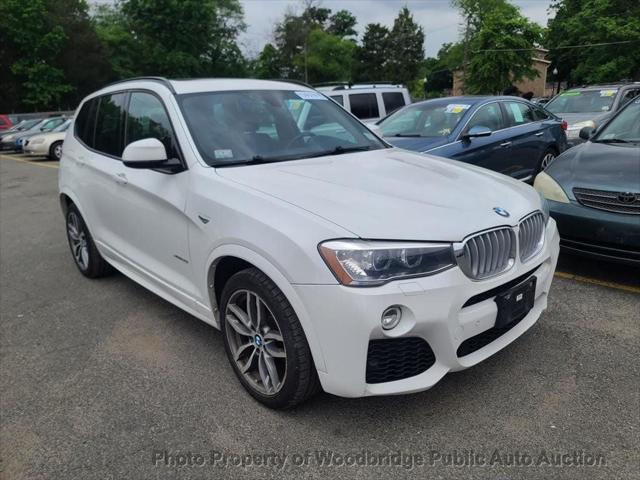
(500, 141, 512, 147)
(535, 131, 544, 137)
(114, 172, 128, 185)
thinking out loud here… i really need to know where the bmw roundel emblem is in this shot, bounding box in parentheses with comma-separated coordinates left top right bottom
(493, 207, 510, 218)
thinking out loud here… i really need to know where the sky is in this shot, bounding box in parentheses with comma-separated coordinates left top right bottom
(238, 0, 554, 58)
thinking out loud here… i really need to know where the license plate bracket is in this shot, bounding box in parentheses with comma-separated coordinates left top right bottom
(494, 276, 537, 328)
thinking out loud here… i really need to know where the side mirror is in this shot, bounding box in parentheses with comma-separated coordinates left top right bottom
(463, 125, 492, 139)
(122, 138, 184, 172)
(579, 126, 595, 140)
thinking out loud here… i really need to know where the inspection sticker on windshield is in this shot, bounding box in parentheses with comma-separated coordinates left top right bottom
(295, 91, 327, 100)
(214, 149, 234, 159)
(600, 89, 617, 97)
(444, 104, 470, 113)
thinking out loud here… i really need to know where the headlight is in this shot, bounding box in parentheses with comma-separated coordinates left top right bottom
(4, 134, 15, 141)
(534, 171, 569, 204)
(319, 240, 455, 286)
(539, 192, 550, 224)
(566, 120, 595, 139)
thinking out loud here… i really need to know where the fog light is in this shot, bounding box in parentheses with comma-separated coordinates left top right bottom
(381, 306, 402, 330)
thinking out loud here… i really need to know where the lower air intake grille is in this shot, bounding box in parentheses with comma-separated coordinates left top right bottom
(457, 312, 527, 357)
(573, 187, 640, 215)
(366, 337, 435, 384)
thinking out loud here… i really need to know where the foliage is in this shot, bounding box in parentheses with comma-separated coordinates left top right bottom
(547, 0, 640, 85)
(0, 0, 72, 110)
(453, 0, 543, 94)
(254, 44, 282, 79)
(328, 10, 357, 38)
(294, 28, 356, 83)
(386, 7, 425, 90)
(353, 24, 390, 82)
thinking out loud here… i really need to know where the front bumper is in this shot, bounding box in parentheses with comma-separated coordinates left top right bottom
(295, 220, 560, 397)
(24, 142, 48, 156)
(549, 199, 640, 265)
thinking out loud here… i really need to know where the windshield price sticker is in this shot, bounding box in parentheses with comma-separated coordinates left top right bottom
(214, 149, 234, 159)
(295, 91, 328, 101)
(444, 104, 470, 114)
(600, 89, 617, 97)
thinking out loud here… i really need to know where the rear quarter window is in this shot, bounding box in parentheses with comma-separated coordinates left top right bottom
(349, 93, 379, 120)
(382, 92, 406, 115)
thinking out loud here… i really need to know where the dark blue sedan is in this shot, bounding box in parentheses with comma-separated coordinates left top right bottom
(377, 96, 568, 181)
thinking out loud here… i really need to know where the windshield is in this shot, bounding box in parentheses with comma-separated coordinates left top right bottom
(546, 89, 617, 114)
(52, 119, 71, 133)
(593, 99, 640, 144)
(179, 90, 386, 166)
(20, 119, 41, 130)
(378, 102, 470, 137)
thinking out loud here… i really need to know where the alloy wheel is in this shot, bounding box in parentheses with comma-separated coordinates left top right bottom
(224, 289, 287, 395)
(53, 143, 63, 160)
(541, 152, 555, 170)
(67, 212, 89, 270)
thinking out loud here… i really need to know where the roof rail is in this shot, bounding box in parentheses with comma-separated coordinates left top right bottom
(104, 76, 176, 94)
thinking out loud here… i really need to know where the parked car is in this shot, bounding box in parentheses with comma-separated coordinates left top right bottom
(60, 77, 559, 408)
(376, 96, 568, 181)
(0, 118, 41, 145)
(316, 83, 411, 123)
(0, 114, 13, 131)
(544, 83, 640, 146)
(534, 97, 640, 265)
(12, 116, 67, 153)
(24, 118, 72, 160)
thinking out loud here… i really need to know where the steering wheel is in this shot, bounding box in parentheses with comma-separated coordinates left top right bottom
(284, 131, 316, 149)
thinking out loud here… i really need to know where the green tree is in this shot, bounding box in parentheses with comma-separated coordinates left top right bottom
(254, 43, 282, 79)
(453, 0, 542, 94)
(96, 0, 246, 78)
(294, 28, 355, 83)
(353, 23, 390, 82)
(547, 0, 640, 85)
(386, 7, 425, 91)
(0, 0, 72, 110)
(328, 10, 357, 38)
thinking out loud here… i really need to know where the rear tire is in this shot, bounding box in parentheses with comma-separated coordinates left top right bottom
(220, 268, 320, 409)
(49, 141, 63, 161)
(65, 204, 113, 278)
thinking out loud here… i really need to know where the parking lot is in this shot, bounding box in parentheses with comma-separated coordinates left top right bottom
(1, 152, 638, 479)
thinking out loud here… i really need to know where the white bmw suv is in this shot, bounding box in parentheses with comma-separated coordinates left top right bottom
(59, 77, 560, 408)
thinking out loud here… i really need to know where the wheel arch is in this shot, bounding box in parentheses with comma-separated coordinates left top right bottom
(205, 245, 327, 373)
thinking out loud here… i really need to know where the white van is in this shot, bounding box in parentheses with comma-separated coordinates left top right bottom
(316, 83, 411, 123)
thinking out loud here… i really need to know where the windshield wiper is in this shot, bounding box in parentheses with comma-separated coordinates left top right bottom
(594, 138, 630, 144)
(302, 145, 373, 159)
(393, 133, 422, 137)
(216, 155, 293, 167)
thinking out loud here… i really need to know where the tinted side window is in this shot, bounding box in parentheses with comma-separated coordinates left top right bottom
(533, 106, 550, 121)
(504, 101, 535, 126)
(75, 98, 98, 148)
(382, 92, 406, 115)
(466, 103, 504, 132)
(330, 95, 344, 106)
(94, 93, 126, 157)
(349, 93, 379, 119)
(126, 92, 179, 159)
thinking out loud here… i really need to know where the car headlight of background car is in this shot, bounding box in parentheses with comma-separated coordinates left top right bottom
(566, 120, 596, 139)
(319, 240, 455, 286)
(534, 171, 570, 204)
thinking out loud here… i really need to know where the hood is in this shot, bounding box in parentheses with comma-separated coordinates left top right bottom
(546, 141, 640, 197)
(383, 136, 451, 153)
(216, 148, 541, 242)
(556, 112, 611, 127)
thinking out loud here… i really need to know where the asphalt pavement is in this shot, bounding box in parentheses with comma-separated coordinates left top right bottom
(1, 153, 638, 479)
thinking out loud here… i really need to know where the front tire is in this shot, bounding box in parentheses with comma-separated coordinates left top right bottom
(220, 268, 320, 409)
(65, 204, 113, 278)
(49, 141, 63, 161)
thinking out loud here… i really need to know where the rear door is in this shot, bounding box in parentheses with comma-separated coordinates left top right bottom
(452, 102, 512, 174)
(501, 100, 547, 179)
